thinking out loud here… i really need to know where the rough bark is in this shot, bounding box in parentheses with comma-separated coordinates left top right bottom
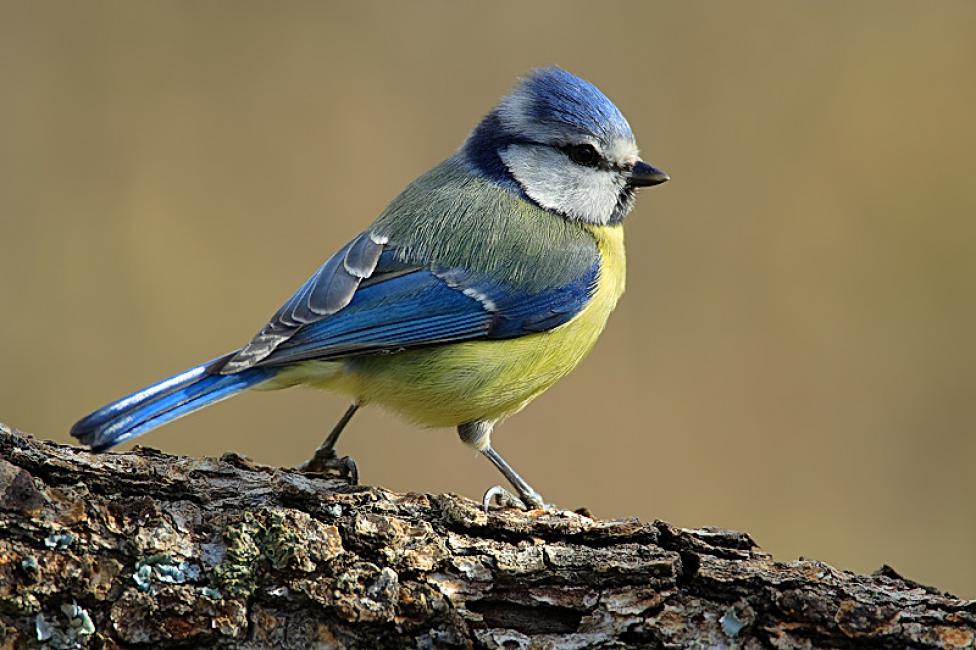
(0, 423, 973, 650)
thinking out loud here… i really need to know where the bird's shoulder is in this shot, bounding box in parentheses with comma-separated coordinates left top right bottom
(369, 156, 599, 292)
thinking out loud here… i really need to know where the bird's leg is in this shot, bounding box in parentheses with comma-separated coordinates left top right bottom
(298, 403, 360, 482)
(458, 421, 548, 511)
(481, 446, 547, 510)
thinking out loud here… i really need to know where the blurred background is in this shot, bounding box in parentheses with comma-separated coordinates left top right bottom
(2, 1, 975, 596)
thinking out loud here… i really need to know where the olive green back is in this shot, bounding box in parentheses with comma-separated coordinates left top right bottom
(371, 156, 598, 292)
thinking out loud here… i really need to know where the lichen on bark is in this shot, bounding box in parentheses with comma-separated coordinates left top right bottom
(1, 423, 974, 649)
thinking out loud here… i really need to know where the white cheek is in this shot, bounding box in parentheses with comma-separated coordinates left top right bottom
(500, 145, 624, 225)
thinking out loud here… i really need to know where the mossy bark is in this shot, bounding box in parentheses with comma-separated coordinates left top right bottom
(1, 423, 973, 649)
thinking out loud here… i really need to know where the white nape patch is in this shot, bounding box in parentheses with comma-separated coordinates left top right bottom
(497, 91, 591, 146)
(497, 92, 550, 141)
(462, 287, 497, 312)
(500, 144, 625, 225)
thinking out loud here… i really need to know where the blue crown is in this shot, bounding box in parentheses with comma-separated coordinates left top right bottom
(462, 68, 635, 189)
(503, 67, 634, 143)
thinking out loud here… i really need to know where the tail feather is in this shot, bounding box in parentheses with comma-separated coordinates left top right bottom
(71, 357, 275, 451)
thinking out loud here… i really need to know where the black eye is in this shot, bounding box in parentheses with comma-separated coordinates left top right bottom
(566, 143, 600, 167)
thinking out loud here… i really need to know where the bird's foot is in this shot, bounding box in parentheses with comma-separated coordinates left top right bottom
(482, 485, 549, 512)
(297, 451, 359, 484)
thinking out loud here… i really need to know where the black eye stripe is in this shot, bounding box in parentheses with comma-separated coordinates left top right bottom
(562, 143, 600, 167)
(557, 143, 631, 173)
(507, 139, 628, 173)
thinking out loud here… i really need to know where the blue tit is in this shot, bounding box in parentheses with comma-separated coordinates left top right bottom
(71, 67, 668, 509)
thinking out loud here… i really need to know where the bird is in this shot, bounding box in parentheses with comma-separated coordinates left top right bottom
(70, 67, 669, 510)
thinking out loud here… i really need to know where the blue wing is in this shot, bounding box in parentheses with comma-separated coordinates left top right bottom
(72, 230, 599, 451)
(218, 232, 600, 371)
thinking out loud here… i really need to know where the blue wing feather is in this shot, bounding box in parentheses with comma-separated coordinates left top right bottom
(254, 258, 599, 367)
(219, 231, 387, 373)
(258, 270, 491, 365)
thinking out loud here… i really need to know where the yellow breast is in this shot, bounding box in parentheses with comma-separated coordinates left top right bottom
(279, 224, 626, 428)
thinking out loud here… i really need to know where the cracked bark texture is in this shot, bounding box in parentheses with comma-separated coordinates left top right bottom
(1, 423, 973, 650)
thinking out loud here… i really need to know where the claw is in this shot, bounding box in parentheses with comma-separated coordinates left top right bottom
(337, 456, 359, 485)
(482, 485, 527, 511)
(482, 485, 552, 512)
(298, 453, 359, 484)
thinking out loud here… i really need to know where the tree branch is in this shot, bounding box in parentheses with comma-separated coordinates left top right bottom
(1, 423, 973, 649)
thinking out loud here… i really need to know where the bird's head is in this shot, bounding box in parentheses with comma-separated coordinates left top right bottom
(461, 67, 668, 225)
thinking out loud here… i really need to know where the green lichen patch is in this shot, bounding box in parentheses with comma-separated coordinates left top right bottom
(258, 510, 299, 571)
(209, 508, 344, 597)
(211, 512, 263, 597)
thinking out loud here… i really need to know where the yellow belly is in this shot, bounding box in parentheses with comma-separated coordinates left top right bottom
(273, 224, 626, 427)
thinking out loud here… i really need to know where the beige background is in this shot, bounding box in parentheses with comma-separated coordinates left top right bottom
(2, 2, 975, 596)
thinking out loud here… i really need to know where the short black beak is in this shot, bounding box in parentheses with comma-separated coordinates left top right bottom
(626, 160, 670, 187)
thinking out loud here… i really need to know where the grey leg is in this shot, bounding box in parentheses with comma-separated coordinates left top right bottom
(482, 446, 547, 510)
(458, 421, 548, 511)
(299, 403, 360, 481)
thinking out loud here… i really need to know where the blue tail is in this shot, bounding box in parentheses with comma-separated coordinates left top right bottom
(70, 356, 276, 451)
